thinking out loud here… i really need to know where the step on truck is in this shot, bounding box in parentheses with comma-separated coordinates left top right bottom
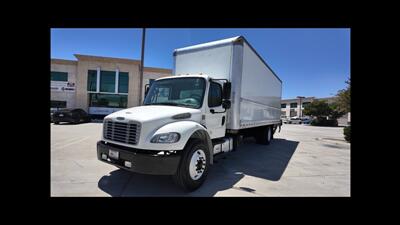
(97, 36, 283, 191)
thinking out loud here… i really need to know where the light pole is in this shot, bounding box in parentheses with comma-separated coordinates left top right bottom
(297, 96, 305, 118)
(138, 28, 146, 105)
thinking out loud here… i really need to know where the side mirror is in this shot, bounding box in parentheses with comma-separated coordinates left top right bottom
(144, 84, 150, 97)
(222, 99, 231, 109)
(223, 82, 231, 100)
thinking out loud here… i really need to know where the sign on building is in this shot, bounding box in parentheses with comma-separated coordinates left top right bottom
(51, 81, 76, 92)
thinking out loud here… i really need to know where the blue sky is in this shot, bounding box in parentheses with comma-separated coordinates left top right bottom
(51, 28, 350, 99)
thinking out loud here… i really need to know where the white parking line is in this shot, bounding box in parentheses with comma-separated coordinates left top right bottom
(51, 136, 86, 148)
(52, 136, 91, 150)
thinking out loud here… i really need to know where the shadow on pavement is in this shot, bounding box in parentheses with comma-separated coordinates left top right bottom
(98, 138, 299, 196)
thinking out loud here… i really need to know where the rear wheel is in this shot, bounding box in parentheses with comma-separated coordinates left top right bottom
(173, 139, 210, 191)
(231, 134, 241, 151)
(255, 126, 272, 145)
(271, 126, 275, 140)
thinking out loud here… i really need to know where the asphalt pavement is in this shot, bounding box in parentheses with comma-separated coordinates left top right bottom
(51, 122, 350, 197)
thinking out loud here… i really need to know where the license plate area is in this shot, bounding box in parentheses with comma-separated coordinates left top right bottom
(108, 149, 119, 160)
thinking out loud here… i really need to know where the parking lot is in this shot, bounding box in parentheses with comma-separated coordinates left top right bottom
(51, 122, 350, 197)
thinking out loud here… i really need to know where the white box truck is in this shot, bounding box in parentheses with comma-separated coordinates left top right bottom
(97, 36, 282, 191)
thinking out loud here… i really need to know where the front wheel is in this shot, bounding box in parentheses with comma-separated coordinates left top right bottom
(173, 140, 210, 192)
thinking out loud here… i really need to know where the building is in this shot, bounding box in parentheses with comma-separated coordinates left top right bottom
(51, 54, 172, 117)
(281, 97, 350, 125)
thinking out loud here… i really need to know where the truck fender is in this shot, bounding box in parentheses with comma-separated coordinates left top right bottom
(187, 129, 214, 165)
(150, 121, 213, 163)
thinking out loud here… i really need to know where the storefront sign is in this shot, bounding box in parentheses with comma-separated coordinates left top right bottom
(88, 107, 124, 115)
(51, 81, 76, 92)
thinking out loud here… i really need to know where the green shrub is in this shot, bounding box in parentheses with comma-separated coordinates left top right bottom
(344, 126, 351, 142)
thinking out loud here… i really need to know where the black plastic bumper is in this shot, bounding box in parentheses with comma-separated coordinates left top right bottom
(97, 141, 181, 175)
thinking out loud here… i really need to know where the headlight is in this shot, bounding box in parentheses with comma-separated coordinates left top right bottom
(151, 132, 180, 143)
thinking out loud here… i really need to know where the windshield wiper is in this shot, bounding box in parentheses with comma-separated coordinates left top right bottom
(145, 102, 195, 108)
(145, 102, 180, 106)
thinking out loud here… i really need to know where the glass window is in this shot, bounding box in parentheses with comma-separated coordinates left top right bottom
(154, 87, 171, 102)
(281, 103, 286, 108)
(302, 102, 310, 107)
(51, 71, 68, 81)
(51, 100, 66, 108)
(87, 70, 97, 92)
(290, 103, 298, 108)
(118, 72, 129, 93)
(89, 93, 127, 108)
(144, 78, 206, 109)
(100, 70, 116, 93)
(208, 82, 222, 107)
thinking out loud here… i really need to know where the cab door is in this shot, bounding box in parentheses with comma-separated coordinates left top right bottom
(205, 81, 226, 139)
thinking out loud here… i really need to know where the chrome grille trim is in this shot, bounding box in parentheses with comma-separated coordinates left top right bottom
(103, 119, 141, 145)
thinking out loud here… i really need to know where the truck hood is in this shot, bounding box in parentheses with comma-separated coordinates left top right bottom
(105, 105, 202, 123)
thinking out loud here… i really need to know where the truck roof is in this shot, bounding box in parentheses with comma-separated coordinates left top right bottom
(173, 36, 282, 83)
(174, 36, 241, 53)
(156, 74, 211, 81)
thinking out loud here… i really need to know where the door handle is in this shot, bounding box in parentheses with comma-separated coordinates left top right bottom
(221, 116, 225, 126)
(210, 109, 226, 114)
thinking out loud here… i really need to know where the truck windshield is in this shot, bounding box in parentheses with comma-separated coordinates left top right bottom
(144, 77, 206, 109)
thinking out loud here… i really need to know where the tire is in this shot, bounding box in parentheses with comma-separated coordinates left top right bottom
(271, 126, 275, 140)
(255, 126, 272, 145)
(231, 134, 241, 151)
(173, 139, 210, 192)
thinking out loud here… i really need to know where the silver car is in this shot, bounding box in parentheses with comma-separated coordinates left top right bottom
(281, 116, 289, 124)
(288, 117, 302, 124)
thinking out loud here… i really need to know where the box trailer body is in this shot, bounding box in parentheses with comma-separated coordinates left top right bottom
(173, 36, 282, 131)
(96, 36, 283, 191)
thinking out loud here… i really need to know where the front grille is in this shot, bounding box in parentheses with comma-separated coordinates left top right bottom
(103, 120, 141, 145)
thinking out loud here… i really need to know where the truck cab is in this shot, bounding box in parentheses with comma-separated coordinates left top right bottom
(97, 74, 232, 191)
(144, 74, 231, 139)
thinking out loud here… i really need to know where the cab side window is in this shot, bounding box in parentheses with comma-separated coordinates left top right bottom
(208, 82, 222, 107)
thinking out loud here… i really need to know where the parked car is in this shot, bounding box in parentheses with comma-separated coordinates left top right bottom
(281, 115, 289, 124)
(50, 110, 54, 122)
(53, 108, 91, 124)
(288, 117, 302, 124)
(301, 117, 312, 124)
(50, 108, 60, 122)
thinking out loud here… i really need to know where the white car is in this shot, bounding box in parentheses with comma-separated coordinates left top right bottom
(288, 117, 302, 124)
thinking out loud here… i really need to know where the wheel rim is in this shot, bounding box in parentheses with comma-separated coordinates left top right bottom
(189, 149, 206, 180)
